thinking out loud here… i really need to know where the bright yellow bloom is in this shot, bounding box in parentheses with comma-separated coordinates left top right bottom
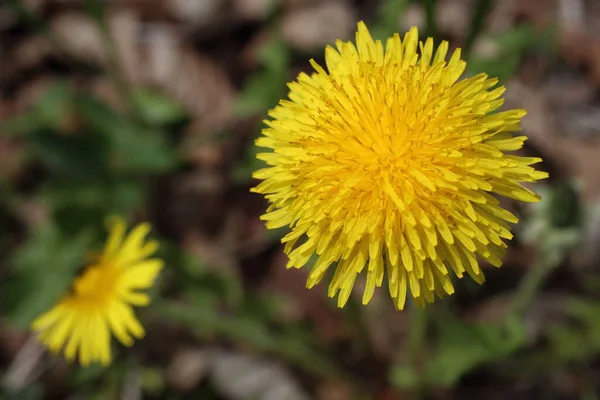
(31, 218, 163, 365)
(251, 22, 548, 310)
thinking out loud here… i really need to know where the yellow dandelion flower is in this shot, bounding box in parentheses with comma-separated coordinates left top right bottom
(31, 217, 163, 366)
(251, 22, 548, 310)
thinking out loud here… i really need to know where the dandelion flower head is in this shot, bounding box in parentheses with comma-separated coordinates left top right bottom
(252, 22, 548, 310)
(31, 218, 163, 365)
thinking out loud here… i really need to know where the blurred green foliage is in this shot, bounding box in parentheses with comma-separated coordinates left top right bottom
(3, 222, 95, 327)
(0, 53, 339, 399)
(370, 0, 409, 41)
(233, 34, 291, 183)
(392, 314, 526, 389)
(388, 168, 587, 395)
(1, 0, 599, 399)
(0, 80, 184, 332)
(235, 35, 291, 118)
(467, 25, 558, 82)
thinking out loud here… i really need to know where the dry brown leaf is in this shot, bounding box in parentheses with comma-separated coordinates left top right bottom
(436, 0, 470, 38)
(283, 0, 321, 6)
(13, 36, 53, 72)
(471, 37, 500, 59)
(360, 294, 411, 362)
(377, 388, 405, 400)
(498, 0, 558, 27)
(0, 5, 19, 30)
(158, 168, 228, 233)
(261, 251, 349, 342)
(141, 25, 234, 135)
(317, 380, 353, 400)
(166, 0, 228, 27)
(14, 75, 54, 113)
(108, 9, 142, 85)
(240, 28, 274, 70)
(167, 348, 211, 392)
(506, 80, 600, 199)
(18, 0, 45, 14)
(557, 0, 585, 34)
(50, 10, 141, 82)
(16, 200, 48, 230)
(209, 349, 311, 400)
(280, 0, 355, 52)
(233, 0, 275, 21)
(0, 138, 26, 182)
(542, 69, 596, 107)
(49, 9, 234, 135)
(551, 369, 587, 399)
(185, 143, 224, 167)
(0, 326, 29, 360)
(50, 12, 106, 65)
(89, 76, 127, 112)
(180, 210, 241, 274)
(560, 30, 600, 85)
(401, 3, 426, 33)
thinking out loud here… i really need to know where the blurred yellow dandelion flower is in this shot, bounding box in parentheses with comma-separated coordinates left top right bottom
(251, 22, 548, 309)
(31, 217, 163, 366)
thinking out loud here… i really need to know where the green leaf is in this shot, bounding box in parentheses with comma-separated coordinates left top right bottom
(140, 368, 166, 395)
(3, 222, 96, 327)
(233, 36, 290, 181)
(71, 363, 108, 386)
(28, 130, 111, 180)
(234, 70, 287, 117)
(390, 366, 420, 390)
(371, 0, 409, 41)
(108, 127, 179, 173)
(265, 224, 291, 242)
(544, 298, 600, 365)
(519, 181, 584, 267)
(132, 88, 187, 127)
(74, 95, 180, 173)
(467, 53, 521, 84)
(41, 179, 144, 214)
(466, 25, 539, 81)
(547, 181, 583, 229)
(153, 297, 222, 337)
(223, 315, 276, 349)
(257, 35, 291, 73)
(1, 82, 73, 136)
(39, 179, 145, 234)
(74, 94, 127, 135)
(234, 36, 290, 117)
(426, 316, 526, 386)
(1, 385, 44, 400)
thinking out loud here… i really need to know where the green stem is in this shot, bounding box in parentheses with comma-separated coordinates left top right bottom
(422, 0, 438, 39)
(509, 255, 554, 318)
(406, 303, 427, 399)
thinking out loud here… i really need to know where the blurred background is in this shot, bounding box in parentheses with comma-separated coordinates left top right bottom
(1, 0, 600, 399)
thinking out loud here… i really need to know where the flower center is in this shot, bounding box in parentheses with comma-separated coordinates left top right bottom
(72, 261, 119, 305)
